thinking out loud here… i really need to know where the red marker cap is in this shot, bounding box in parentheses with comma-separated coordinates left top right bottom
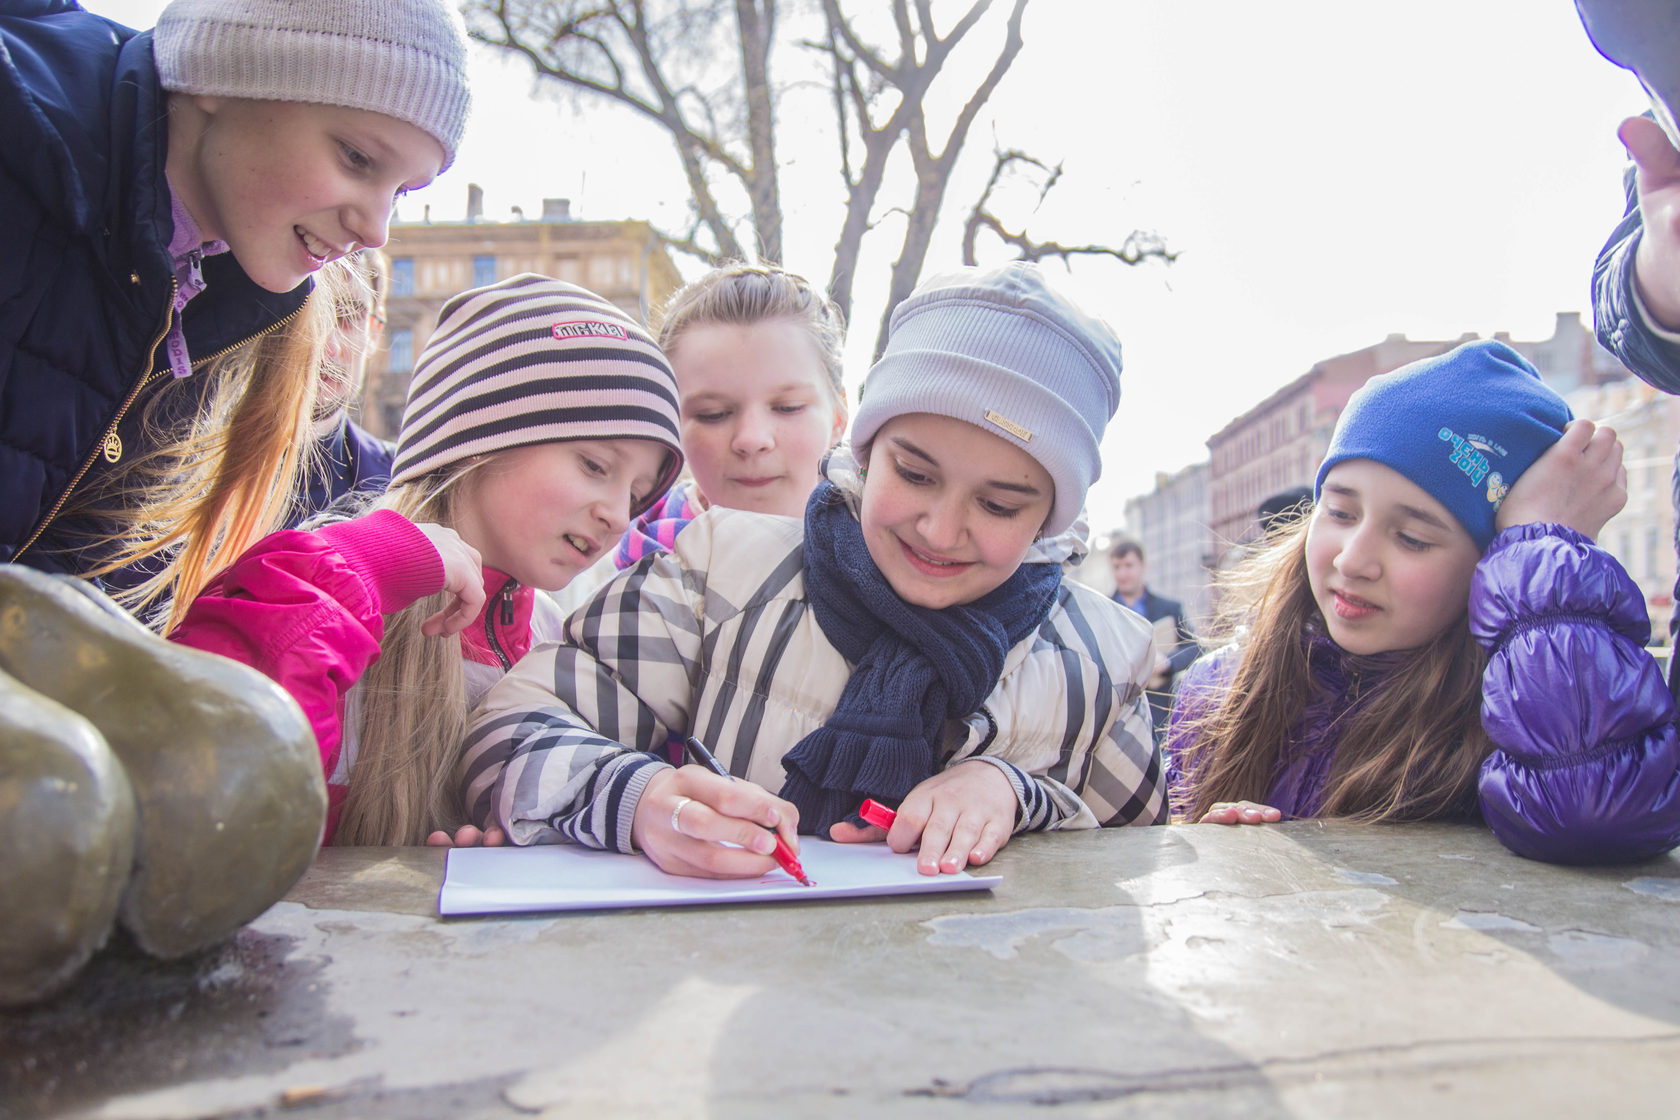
(858, 798, 897, 830)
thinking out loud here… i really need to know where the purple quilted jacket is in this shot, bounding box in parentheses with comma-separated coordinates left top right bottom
(1167, 522, 1680, 864)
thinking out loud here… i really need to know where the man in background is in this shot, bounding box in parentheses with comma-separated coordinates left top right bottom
(1109, 538, 1199, 735)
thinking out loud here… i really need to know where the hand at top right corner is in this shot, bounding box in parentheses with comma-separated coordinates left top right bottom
(1495, 419, 1627, 542)
(1623, 115, 1680, 330)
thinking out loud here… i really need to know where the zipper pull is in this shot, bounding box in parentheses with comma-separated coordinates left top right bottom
(187, 248, 204, 288)
(500, 584, 515, 625)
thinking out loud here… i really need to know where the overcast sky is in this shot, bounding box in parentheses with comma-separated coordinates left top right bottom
(86, 1, 1650, 532)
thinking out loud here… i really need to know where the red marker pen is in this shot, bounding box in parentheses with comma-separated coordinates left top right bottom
(683, 736, 812, 886)
(859, 798, 897, 830)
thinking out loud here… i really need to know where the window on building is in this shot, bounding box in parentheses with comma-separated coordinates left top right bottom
(1649, 527, 1662, 580)
(473, 255, 497, 288)
(389, 328, 414, 373)
(391, 258, 415, 296)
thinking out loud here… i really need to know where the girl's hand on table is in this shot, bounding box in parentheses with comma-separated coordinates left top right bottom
(830, 761, 1016, 876)
(1198, 801, 1283, 825)
(425, 824, 506, 847)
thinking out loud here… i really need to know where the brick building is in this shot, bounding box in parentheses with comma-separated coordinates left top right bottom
(1114, 461, 1212, 632)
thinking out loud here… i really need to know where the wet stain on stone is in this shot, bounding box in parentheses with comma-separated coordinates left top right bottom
(922, 907, 1148, 962)
(1441, 910, 1541, 934)
(1623, 877, 1680, 902)
(1332, 868, 1398, 886)
(0, 924, 354, 1119)
(1546, 929, 1648, 968)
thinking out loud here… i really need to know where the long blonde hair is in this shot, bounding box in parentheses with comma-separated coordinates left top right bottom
(1176, 517, 1490, 824)
(331, 461, 486, 846)
(66, 273, 343, 631)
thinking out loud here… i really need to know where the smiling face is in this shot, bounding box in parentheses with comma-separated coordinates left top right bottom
(672, 319, 847, 518)
(859, 413, 1054, 610)
(452, 438, 673, 592)
(167, 97, 444, 294)
(1306, 459, 1484, 655)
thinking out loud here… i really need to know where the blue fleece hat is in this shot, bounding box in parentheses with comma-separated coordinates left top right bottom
(1314, 339, 1572, 549)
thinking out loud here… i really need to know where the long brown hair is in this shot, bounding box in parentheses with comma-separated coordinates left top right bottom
(331, 461, 486, 846)
(68, 275, 339, 631)
(1177, 517, 1491, 824)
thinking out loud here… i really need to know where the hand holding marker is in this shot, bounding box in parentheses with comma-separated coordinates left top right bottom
(682, 737, 812, 886)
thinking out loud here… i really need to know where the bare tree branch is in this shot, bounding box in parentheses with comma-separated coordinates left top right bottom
(961, 147, 1178, 268)
(872, 0, 1027, 357)
(466, 0, 1173, 345)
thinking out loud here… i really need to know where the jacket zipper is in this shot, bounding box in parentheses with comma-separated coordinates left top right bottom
(484, 580, 519, 670)
(14, 285, 308, 561)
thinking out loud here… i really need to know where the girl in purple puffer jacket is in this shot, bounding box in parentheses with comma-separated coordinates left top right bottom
(1167, 339, 1680, 865)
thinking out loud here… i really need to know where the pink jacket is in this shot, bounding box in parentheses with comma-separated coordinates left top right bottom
(170, 509, 552, 842)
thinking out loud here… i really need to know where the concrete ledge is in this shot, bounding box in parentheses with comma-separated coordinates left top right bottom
(5, 822, 1679, 1118)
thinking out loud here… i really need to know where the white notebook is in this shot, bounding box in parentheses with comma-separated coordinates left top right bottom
(439, 838, 1001, 916)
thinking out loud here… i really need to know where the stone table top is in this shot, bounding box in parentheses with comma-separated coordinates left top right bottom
(5, 821, 1680, 1119)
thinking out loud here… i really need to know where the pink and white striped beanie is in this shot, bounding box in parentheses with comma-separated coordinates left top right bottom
(389, 274, 683, 517)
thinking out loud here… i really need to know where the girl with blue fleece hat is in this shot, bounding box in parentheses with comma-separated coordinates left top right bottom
(1167, 338, 1680, 865)
(460, 261, 1170, 881)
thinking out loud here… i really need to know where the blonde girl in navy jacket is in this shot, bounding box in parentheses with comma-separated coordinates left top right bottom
(1, 0, 468, 628)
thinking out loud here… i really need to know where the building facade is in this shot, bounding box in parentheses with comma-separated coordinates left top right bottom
(1113, 461, 1212, 632)
(358, 191, 682, 439)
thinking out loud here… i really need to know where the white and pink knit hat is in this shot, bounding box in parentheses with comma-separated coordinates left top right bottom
(153, 0, 472, 168)
(389, 274, 683, 517)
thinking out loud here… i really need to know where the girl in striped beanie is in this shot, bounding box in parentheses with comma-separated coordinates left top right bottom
(170, 275, 684, 847)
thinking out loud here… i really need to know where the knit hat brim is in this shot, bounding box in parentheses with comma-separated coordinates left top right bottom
(154, 0, 471, 167)
(1313, 339, 1571, 549)
(850, 263, 1122, 537)
(390, 275, 683, 519)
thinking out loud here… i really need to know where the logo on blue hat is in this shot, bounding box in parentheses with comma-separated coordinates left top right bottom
(1439, 427, 1511, 508)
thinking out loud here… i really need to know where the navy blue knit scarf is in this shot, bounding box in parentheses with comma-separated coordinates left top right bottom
(780, 481, 1063, 835)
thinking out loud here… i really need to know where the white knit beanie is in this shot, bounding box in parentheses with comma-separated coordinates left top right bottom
(153, 0, 471, 169)
(851, 262, 1122, 536)
(390, 275, 684, 518)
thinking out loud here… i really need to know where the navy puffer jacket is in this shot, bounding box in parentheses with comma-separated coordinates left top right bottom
(0, 1, 308, 574)
(1167, 523, 1680, 865)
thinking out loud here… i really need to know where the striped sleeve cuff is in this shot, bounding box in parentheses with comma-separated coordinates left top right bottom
(961, 756, 1050, 833)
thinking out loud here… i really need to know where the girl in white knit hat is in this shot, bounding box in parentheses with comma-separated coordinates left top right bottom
(170, 276, 685, 848)
(460, 262, 1169, 881)
(0, 0, 470, 631)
